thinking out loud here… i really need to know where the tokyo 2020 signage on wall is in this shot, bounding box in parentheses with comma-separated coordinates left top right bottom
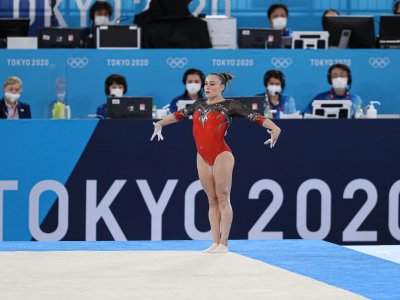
(1, 120, 399, 245)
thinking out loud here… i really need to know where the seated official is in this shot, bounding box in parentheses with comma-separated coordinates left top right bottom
(304, 64, 362, 117)
(97, 74, 127, 118)
(0, 76, 31, 119)
(267, 3, 292, 37)
(134, 0, 211, 48)
(170, 68, 205, 113)
(322, 9, 340, 18)
(257, 70, 296, 118)
(81, 0, 113, 48)
(394, 0, 400, 14)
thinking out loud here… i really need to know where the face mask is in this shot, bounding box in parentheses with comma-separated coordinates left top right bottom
(186, 83, 201, 95)
(57, 92, 66, 101)
(94, 16, 109, 26)
(5, 92, 20, 103)
(332, 77, 348, 90)
(267, 85, 282, 96)
(110, 88, 124, 97)
(272, 17, 287, 30)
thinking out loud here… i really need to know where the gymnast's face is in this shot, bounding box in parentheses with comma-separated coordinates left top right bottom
(204, 75, 224, 98)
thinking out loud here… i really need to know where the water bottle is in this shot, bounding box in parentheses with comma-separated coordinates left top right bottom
(354, 104, 364, 119)
(52, 101, 66, 119)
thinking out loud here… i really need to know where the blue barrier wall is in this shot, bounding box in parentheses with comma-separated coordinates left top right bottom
(0, 119, 399, 244)
(0, 49, 399, 118)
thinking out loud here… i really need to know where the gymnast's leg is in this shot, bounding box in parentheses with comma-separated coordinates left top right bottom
(197, 153, 220, 252)
(209, 151, 234, 253)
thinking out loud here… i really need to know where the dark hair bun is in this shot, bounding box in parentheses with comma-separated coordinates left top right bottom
(219, 72, 234, 82)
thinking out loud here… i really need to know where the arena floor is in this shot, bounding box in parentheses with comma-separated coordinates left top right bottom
(0, 240, 398, 299)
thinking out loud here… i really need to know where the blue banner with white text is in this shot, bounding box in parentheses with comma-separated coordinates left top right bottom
(0, 119, 399, 245)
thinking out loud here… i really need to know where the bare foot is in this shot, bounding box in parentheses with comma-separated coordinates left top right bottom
(202, 243, 219, 253)
(209, 243, 228, 253)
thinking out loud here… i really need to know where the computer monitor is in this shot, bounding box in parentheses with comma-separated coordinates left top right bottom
(323, 16, 376, 48)
(229, 96, 265, 115)
(0, 18, 30, 39)
(238, 28, 282, 49)
(379, 15, 400, 40)
(107, 96, 152, 119)
(0, 18, 30, 47)
(96, 25, 140, 49)
(312, 100, 352, 119)
(38, 28, 81, 48)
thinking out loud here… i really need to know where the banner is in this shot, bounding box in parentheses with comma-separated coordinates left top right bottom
(1, 119, 399, 245)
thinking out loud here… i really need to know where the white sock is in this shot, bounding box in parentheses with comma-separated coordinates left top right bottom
(209, 243, 228, 253)
(202, 243, 219, 253)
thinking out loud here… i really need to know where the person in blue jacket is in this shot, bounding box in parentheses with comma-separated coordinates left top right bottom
(267, 3, 292, 37)
(97, 74, 128, 118)
(169, 68, 205, 113)
(257, 69, 296, 118)
(304, 64, 362, 117)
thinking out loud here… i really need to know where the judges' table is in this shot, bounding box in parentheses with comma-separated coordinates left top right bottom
(1, 119, 399, 244)
(1, 49, 399, 118)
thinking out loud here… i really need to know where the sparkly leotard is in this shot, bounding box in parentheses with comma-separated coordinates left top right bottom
(173, 99, 265, 166)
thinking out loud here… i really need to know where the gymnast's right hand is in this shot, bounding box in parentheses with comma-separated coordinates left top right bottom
(150, 122, 164, 141)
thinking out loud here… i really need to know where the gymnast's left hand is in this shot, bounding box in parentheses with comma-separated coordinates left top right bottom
(264, 125, 281, 148)
(150, 122, 164, 141)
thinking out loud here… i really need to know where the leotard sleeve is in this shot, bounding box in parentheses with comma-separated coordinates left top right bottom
(173, 100, 201, 120)
(228, 100, 265, 126)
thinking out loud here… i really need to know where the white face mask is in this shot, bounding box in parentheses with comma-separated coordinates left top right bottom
(332, 77, 348, 90)
(94, 16, 109, 26)
(267, 85, 282, 96)
(110, 88, 124, 97)
(272, 17, 287, 30)
(5, 92, 20, 103)
(57, 92, 66, 101)
(186, 83, 201, 95)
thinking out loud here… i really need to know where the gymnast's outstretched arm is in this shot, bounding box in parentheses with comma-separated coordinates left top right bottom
(150, 100, 199, 141)
(229, 99, 281, 148)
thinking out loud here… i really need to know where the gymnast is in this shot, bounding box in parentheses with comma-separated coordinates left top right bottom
(151, 72, 281, 253)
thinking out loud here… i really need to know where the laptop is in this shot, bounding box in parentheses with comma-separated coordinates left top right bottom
(96, 25, 140, 49)
(38, 28, 81, 48)
(229, 96, 265, 115)
(107, 96, 152, 119)
(312, 100, 352, 119)
(238, 28, 282, 49)
(380, 16, 400, 40)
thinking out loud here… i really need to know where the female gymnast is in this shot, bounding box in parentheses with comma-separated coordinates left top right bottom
(151, 72, 281, 253)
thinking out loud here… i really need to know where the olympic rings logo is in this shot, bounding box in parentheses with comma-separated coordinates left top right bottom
(368, 57, 390, 68)
(166, 57, 188, 68)
(67, 57, 89, 68)
(271, 57, 293, 68)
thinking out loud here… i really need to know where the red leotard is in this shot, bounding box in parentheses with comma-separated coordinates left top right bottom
(174, 99, 265, 166)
